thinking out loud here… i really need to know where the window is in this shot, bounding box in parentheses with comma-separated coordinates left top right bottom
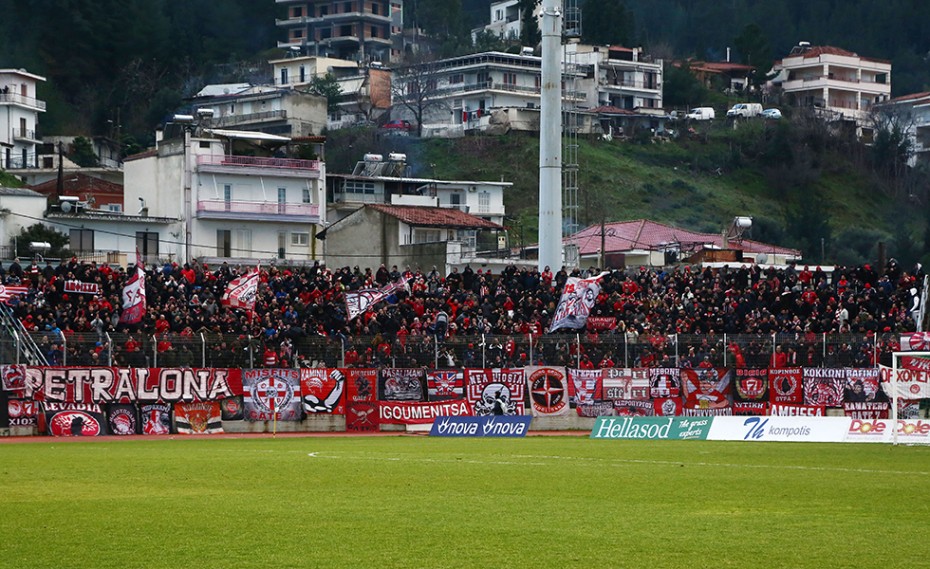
(302, 187, 312, 203)
(217, 230, 231, 257)
(136, 231, 159, 262)
(229, 103, 235, 114)
(478, 191, 490, 213)
(291, 6, 303, 17)
(278, 187, 287, 213)
(299, 66, 306, 83)
(278, 231, 287, 259)
(502, 72, 517, 86)
(236, 229, 252, 256)
(224, 184, 232, 211)
(414, 229, 441, 243)
(291, 232, 310, 246)
(107, 204, 122, 213)
(199, 141, 210, 149)
(535, 75, 541, 89)
(372, 3, 380, 15)
(343, 181, 375, 194)
(70, 229, 94, 253)
(280, 68, 289, 85)
(450, 74, 464, 84)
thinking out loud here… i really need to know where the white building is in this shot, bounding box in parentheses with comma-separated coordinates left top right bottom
(876, 91, 930, 167)
(0, 187, 48, 257)
(327, 154, 509, 225)
(48, 126, 328, 266)
(476, 0, 542, 42)
(768, 42, 891, 127)
(0, 69, 46, 170)
(187, 84, 327, 139)
(390, 48, 662, 137)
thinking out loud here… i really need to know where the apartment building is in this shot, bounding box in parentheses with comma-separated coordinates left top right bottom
(0, 69, 46, 170)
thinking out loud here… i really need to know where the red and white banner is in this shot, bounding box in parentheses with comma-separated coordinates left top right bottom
(378, 400, 471, 425)
(426, 370, 465, 401)
(242, 369, 302, 421)
(345, 369, 378, 432)
(681, 367, 731, 412)
(770, 403, 825, 417)
(899, 332, 930, 352)
(118, 264, 146, 325)
(0, 285, 30, 305)
(733, 368, 768, 402)
(602, 368, 650, 401)
(649, 367, 681, 399)
(345, 280, 407, 321)
(612, 399, 654, 417)
(567, 369, 602, 407)
(548, 273, 606, 332)
(42, 402, 107, 436)
(525, 366, 568, 416)
(300, 369, 346, 414)
(174, 401, 223, 434)
(64, 280, 101, 295)
(769, 367, 802, 403)
(585, 316, 616, 332)
(843, 402, 889, 420)
(880, 361, 930, 399)
(21, 367, 242, 403)
(8, 399, 37, 427)
(465, 368, 526, 416)
(221, 268, 260, 311)
(802, 368, 845, 407)
(732, 401, 768, 416)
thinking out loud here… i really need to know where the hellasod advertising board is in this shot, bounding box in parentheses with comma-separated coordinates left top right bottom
(590, 416, 712, 440)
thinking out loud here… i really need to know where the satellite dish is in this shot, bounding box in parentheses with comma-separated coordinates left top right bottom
(755, 253, 768, 264)
(60, 201, 72, 213)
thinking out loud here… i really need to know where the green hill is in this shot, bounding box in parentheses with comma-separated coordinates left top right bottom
(327, 117, 927, 267)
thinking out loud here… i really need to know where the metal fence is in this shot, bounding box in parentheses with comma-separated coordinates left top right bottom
(16, 330, 896, 370)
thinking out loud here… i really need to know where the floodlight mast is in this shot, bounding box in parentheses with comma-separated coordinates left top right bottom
(537, 0, 563, 272)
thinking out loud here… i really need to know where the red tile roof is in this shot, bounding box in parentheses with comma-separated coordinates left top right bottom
(368, 204, 502, 229)
(779, 45, 891, 65)
(29, 173, 123, 198)
(566, 219, 800, 257)
(589, 106, 638, 116)
(887, 91, 930, 104)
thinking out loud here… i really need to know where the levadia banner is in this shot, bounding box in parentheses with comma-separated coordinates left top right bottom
(429, 415, 532, 437)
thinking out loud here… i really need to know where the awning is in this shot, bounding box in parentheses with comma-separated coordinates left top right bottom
(203, 128, 291, 143)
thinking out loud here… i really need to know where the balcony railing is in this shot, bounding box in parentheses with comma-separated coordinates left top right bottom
(11, 127, 37, 140)
(197, 155, 321, 171)
(197, 199, 320, 219)
(0, 92, 46, 110)
(211, 110, 287, 128)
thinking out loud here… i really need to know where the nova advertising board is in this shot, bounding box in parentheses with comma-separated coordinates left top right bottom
(590, 416, 712, 440)
(707, 416, 850, 443)
(430, 415, 532, 437)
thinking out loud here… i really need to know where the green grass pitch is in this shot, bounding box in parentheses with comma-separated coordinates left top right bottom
(1, 435, 928, 569)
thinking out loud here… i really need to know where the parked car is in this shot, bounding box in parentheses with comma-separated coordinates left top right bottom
(726, 103, 763, 118)
(382, 119, 414, 131)
(685, 107, 715, 121)
(761, 108, 782, 120)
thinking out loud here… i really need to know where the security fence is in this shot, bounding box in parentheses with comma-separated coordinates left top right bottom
(16, 330, 896, 370)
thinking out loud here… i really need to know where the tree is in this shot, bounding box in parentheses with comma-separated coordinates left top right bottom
(390, 55, 451, 138)
(662, 62, 708, 109)
(518, 0, 541, 48)
(733, 24, 771, 87)
(13, 224, 69, 259)
(581, 0, 634, 46)
(304, 73, 343, 114)
(70, 137, 99, 167)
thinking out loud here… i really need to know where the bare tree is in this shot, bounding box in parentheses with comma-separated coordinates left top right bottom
(389, 54, 451, 137)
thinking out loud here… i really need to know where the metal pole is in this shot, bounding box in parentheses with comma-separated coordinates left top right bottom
(537, 0, 563, 271)
(14, 330, 19, 365)
(201, 332, 206, 368)
(481, 333, 486, 368)
(892, 351, 899, 446)
(822, 332, 827, 367)
(62, 333, 67, 366)
(528, 333, 533, 365)
(674, 333, 679, 366)
(340, 339, 345, 368)
(106, 332, 112, 366)
(248, 338, 254, 369)
(575, 333, 581, 368)
(152, 335, 157, 368)
(624, 332, 628, 368)
(434, 338, 439, 369)
(723, 333, 727, 367)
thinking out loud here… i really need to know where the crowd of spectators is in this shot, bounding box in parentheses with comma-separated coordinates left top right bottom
(1, 254, 923, 370)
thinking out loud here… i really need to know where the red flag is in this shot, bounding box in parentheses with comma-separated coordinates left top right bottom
(0, 285, 30, 305)
(119, 253, 146, 325)
(222, 267, 260, 311)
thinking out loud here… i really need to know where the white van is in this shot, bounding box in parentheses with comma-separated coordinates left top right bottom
(685, 107, 715, 121)
(726, 103, 763, 118)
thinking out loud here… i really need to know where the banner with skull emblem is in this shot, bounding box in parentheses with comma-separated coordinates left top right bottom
(465, 369, 526, 416)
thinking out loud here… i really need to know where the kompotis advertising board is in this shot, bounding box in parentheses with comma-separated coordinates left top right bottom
(378, 400, 471, 425)
(590, 416, 712, 440)
(242, 369, 302, 421)
(42, 402, 108, 436)
(525, 366, 568, 417)
(465, 369, 526, 416)
(707, 416, 850, 443)
(21, 367, 242, 403)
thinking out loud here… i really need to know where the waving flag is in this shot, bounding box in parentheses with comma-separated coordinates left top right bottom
(345, 279, 407, 321)
(221, 267, 260, 311)
(118, 253, 146, 325)
(548, 272, 607, 332)
(0, 285, 30, 305)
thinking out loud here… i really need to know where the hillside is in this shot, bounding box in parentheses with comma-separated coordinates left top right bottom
(326, 118, 927, 267)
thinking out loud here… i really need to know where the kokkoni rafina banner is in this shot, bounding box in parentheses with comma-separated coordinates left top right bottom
(802, 368, 845, 407)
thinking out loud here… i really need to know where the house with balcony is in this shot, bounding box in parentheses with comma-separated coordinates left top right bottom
(474, 0, 542, 42)
(319, 203, 504, 273)
(48, 125, 327, 266)
(326, 153, 509, 226)
(390, 48, 663, 137)
(768, 42, 891, 131)
(269, 55, 392, 129)
(187, 84, 327, 139)
(875, 91, 930, 167)
(276, 0, 404, 64)
(0, 69, 46, 171)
